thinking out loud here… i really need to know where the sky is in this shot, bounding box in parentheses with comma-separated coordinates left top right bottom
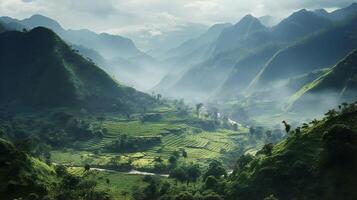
(0, 0, 355, 50)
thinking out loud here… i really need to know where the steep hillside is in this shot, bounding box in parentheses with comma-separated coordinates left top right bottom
(20, 14, 143, 59)
(154, 23, 232, 94)
(327, 3, 357, 21)
(228, 103, 357, 200)
(213, 15, 268, 55)
(0, 27, 154, 111)
(249, 15, 357, 92)
(0, 22, 5, 32)
(288, 49, 357, 112)
(272, 9, 331, 42)
(216, 44, 281, 99)
(166, 23, 232, 59)
(0, 138, 57, 199)
(163, 10, 335, 101)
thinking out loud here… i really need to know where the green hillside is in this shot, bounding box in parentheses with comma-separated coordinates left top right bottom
(216, 44, 281, 99)
(249, 15, 357, 91)
(227, 103, 357, 200)
(147, 102, 357, 200)
(287, 49, 357, 111)
(0, 27, 154, 112)
(0, 138, 57, 199)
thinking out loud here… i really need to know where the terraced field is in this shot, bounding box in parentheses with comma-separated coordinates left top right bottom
(67, 167, 152, 200)
(51, 108, 250, 171)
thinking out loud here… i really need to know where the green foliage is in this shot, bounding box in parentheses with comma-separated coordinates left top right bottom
(0, 27, 155, 112)
(203, 160, 227, 180)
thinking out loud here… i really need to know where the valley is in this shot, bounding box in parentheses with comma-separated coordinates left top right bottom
(0, 2, 356, 200)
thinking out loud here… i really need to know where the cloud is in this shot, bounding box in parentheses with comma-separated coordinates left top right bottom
(0, 0, 355, 49)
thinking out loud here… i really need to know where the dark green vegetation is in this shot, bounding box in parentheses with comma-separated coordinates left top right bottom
(132, 102, 357, 200)
(0, 14, 163, 91)
(0, 138, 114, 200)
(1, 3, 357, 200)
(0, 27, 154, 112)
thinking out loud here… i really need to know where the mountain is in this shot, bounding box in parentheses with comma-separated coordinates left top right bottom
(0, 138, 57, 199)
(0, 16, 25, 31)
(129, 22, 209, 54)
(166, 23, 232, 59)
(163, 11, 332, 101)
(258, 15, 281, 27)
(228, 105, 357, 199)
(0, 23, 5, 32)
(216, 44, 281, 99)
(19, 15, 143, 60)
(213, 14, 268, 55)
(4, 14, 166, 91)
(272, 9, 332, 42)
(287, 49, 357, 112)
(248, 15, 357, 92)
(153, 23, 232, 93)
(328, 3, 357, 21)
(0, 27, 154, 112)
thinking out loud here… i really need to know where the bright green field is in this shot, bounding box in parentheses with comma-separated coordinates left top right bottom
(67, 167, 152, 200)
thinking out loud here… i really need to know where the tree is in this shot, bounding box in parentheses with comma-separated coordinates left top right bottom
(263, 194, 279, 200)
(209, 107, 219, 122)
(173, 150, 180, 157)
(182, 149, 188, 158)
(187, 164, 201, 184)
(203, 192, 223, 200)
(205, 175, 218, 189)
(157, 94, 162, 101)
(175, 191, 194, 200)
(169, 155, 177, 165)
(233, 123, 238, 131)
(282, 121, 291, 133)
(121, 191, 129, 200)
(169, 167, 187, 184)
(196, 103, 203, 117)
(203, 160, 227, 180)
(259, 143, 274, 156)
(84, 163, 91, 171)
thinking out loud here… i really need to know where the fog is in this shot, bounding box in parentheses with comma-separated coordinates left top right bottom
(1, 1, 356, 124)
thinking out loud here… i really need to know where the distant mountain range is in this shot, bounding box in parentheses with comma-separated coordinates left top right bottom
(0, 27, 154, 112)
(0, 14, 165, 91)
(154, 3, 357, 111)
(288, 49, 357, 112)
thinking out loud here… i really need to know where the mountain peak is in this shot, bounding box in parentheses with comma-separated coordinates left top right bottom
(22, 14, 64, 32)
(236, 14, 257, 25)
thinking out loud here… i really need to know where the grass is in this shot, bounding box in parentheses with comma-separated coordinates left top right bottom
(51, 107, 250, 170)
(67, 167, 152, 200)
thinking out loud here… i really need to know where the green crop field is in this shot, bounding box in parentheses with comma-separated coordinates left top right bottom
(67, 167, 155, 200)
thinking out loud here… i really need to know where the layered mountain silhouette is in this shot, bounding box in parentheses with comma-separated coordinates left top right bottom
(161, 9, 336, 100)
(288, 49, 357, 112)
(0, 27, 154, 111)
(151, 3, 357, 113)
(0, 14, 165, 91)
(248, 14, 357, 92)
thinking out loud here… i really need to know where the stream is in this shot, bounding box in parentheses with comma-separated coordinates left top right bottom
(89, 167, 169, 177)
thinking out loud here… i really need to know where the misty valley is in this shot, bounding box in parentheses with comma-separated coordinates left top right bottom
(0, 2, 357, 200)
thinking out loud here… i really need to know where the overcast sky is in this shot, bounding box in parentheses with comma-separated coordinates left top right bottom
(1, 0, 355, 49)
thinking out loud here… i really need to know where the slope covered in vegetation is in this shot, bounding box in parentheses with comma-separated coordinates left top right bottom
(228, 102, 357, 200)
(143, 103, 357, 200)
(249, 15, 357, 91)
(0, 27, 154, 112)
(288, 49, 357, 112)
(0, 138, 57, 199)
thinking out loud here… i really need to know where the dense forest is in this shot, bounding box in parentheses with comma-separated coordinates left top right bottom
(0, 2, 356, 200)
